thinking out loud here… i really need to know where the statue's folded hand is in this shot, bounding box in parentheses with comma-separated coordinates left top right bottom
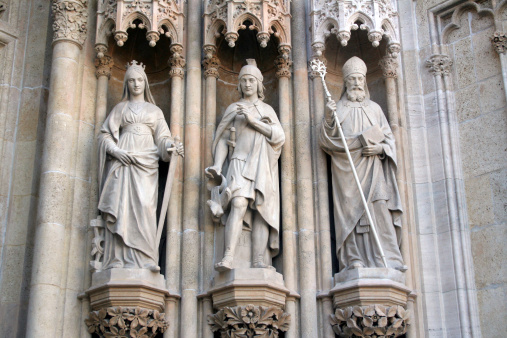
(362, 142, 383, 157)
(112, 148, 135, 166)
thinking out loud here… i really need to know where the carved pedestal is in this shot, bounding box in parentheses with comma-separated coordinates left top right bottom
(207, 268, 291, 337)
(328, 268, 412, 337)
(84, 269, 177, 338)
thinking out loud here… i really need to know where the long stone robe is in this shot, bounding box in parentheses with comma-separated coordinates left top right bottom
(319, 98, 404, 270)
(98, 101, 172, 269)
(212, 100, 285, 257)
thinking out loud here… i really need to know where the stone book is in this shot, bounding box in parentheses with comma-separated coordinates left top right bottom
(358, 124, 385, 147)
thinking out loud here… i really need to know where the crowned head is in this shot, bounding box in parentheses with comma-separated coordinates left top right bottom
(122, 60, 156, 104)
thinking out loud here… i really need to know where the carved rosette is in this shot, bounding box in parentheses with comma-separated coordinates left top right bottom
(426, 54, 453, 77)
(85, 306, 168, 338)
(379, 56, 398, 79)
(168, 44, 186, 78)
(95, 56, 114, 79)
(491, 31, 506, 54)
(330, 305, 411, 337)
(52, 0, 88, 47)
(208, 304, 291, 337)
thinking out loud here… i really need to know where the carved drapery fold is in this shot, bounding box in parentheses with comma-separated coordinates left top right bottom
(168, 44, 186, 78)
(95, 0, 184, 57)
(94, 55, 114, 79)
(52, 0, 88, 47)
(85, 306, 169, 338)
(208, 304, 291, 338)
(426, 54, 453, 77)
(491, 31, 506, 54)
(330, 305, 411, 337)
(204, 0, 291, 49)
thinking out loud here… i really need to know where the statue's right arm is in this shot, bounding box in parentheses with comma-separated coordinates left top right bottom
(211, 130, 229, 171)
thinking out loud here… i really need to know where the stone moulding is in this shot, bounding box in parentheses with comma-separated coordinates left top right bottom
(330, 304, 410, 337)
(85, 306, 168, 338)
(52, 0, 88, 47)
(310, 0, 400, 49)
(208, 304, 291, 338)
(203, 0, 291, 48)
(95, 0, 184, 57)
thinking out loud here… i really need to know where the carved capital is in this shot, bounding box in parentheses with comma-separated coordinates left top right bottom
(94, 55, 113, 79)
(257, 32, 270, 48)
(225, 32, 238, 48)
(52, 0, 88, 47)
(491, 31, 506, 54)
(312, 42, 326, 58)
(208, 305, 290, 337)
(168, 44, 186, 78)
(368, 31, 383, 48)
(379, 56, 398, 79)
(203, 55, 220, 79)
(426, 54, 453, 77)
(203, 45, 217, 60)
(85, 306, 168, 338)
(330, 305, 411, 337)
(275, 56, 292, 79)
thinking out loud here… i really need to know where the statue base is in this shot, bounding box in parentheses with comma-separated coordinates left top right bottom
(207, 268, 292, 337)
(330, 268, 411, 308)
(209, 268, 289, 309)
(83, 269, 177, 338)
(328, 268, 413, 337)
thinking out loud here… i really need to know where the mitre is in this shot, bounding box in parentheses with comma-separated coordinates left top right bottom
(342, 56, 367, 78)
(239, 59, 263, 82)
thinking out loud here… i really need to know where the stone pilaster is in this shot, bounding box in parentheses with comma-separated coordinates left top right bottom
(26, 1, 88, 336)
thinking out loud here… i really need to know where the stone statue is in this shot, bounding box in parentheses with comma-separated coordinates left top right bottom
(97, 61, 184, 272)
(319, 56, 406, 272)
(205, 59, 285, 271)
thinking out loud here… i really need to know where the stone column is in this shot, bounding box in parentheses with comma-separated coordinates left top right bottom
(309, 42, 334, 338)
(426, 54, 476, 337)
(379, 45, 400, 129)
(164, 43, 186, 338)
(201, 45, 220, 338)
(25, 0, 88, 336)
(491, 32, 507, 98)
(180, 0, 202, 336)
(275, 44, 299, 338)
(291, 1, 318, 337)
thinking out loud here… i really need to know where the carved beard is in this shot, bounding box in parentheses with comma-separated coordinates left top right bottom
(346, 88, 366, 102)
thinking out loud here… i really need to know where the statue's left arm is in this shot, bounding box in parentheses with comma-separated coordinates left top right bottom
(376, 104, 397, 165)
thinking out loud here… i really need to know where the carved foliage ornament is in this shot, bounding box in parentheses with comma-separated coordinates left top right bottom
(95, 56, 114, 79)
(208, 304, 291, 337)
(52, 0, 88, 47)
(168, 44, 186, 78)
(491, 31, 506, 54)
(379, 56, 398, 78)
(426, 54, 453, 77)
(330, 305, 411, 337)
(85, 306, 168, 338)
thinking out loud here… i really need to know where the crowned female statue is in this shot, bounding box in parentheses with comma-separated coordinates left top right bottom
(97, 61, 183, 272)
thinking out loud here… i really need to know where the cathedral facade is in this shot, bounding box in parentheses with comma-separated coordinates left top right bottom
(0, 0, 505, 337)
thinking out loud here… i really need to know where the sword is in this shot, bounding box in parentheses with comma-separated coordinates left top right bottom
(309, 59, 388, 268)
(156, 136, 183, 249)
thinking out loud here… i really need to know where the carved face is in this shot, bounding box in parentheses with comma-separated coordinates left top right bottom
(345, 73, 366, 102)
(239, 75, 258, 99)
(127, 72, 146, 97)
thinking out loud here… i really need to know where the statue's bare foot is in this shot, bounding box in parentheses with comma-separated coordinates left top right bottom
(215, 254, 233, 272)
(348, 262, 365, 270)
(395, 265, 408, 272)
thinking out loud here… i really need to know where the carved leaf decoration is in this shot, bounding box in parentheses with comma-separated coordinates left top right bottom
(374, 326, 386, 335)
(257, 306, 275, 326)
(224, 307, 244, 326)
(346, 317, 363, 336)
(85, 311, 100, 333)
(254, 328, 270, 338)
(230, 327, 248, 338)
(363, 305, 375, 317)
(396, 305, 405, 318)
(276, 312, 291, 332)
(352, 306, 363, 317)
(344, 307, 353, 319)
(403, 310, 412, 323)
(363, 326, 375, 335)
(332, 323, 343, 335)
(386, 325, 397, 336)
(363, 316, 374, 328)
(329, 314, 339, 326)
(378, 316, 388, 328)
(208, 311, 227, 332)
(335, 308, 346, 321)
(387, 306, 397, 317)
(391, 318, 403, 329)
(375, 305, 386, 316)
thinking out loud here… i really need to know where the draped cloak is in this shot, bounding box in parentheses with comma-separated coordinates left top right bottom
(98, 101, 172, 268)
(212, 100, 285, 257)
(319, 98, 403, 269)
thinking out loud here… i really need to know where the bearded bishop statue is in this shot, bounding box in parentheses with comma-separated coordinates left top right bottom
(319, 56, 407, 272)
